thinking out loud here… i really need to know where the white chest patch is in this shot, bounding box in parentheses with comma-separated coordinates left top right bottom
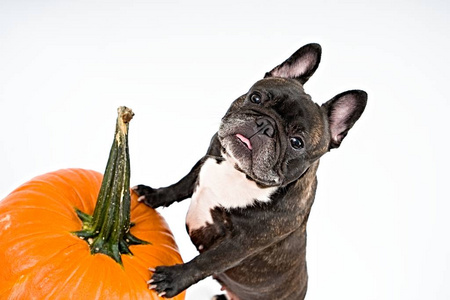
(186, 157, 277, 233)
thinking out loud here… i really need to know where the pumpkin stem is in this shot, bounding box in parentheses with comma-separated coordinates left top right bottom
(73, 106, 148, 265)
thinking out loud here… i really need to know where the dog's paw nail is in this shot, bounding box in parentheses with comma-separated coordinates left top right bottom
(138, 195, 146, 202)
(158, 292, 166, 297)
(147, 279, 154, 284)
(148, 267, 156, 272)
(131, 185, 138, 191)
(148, 284, 157, 290)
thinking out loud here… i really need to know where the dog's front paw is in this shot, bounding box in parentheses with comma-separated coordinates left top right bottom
(148, 264, 194, 298)
(132, 184, 163, 208)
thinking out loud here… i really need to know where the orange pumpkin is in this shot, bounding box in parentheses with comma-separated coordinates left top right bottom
(0, 107, 185, 299)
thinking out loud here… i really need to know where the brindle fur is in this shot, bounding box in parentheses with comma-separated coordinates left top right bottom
(134, 43, 367, 299)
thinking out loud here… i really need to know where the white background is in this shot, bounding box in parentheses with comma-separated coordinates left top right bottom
(1, 1, 449, 299)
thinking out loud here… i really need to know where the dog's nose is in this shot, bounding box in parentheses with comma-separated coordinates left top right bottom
(255, 118, 275, 138)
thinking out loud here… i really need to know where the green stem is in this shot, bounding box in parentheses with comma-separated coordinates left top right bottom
(73, 106, 148, 265)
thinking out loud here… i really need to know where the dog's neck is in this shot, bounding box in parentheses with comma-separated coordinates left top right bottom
(287, 160, 320, 215)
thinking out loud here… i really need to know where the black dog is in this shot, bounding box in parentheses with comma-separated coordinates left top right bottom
(134, 43, 367, 300)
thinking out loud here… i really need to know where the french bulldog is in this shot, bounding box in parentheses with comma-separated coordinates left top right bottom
(133, 43, 367, 300)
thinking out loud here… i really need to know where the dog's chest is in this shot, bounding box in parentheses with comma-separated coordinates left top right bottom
(186, 157, 277, 233)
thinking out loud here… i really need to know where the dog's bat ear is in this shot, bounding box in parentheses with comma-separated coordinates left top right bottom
(322, 90, 367, 149)
(265, 43, 322, 84)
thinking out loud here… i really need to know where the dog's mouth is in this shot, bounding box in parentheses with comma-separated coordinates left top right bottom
(218, 115, 282, 186)
(236, 134, 252, 150)
(219, 131, 281, 187)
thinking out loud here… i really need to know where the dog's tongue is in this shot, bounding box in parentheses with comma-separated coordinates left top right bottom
(236, 134, 252, 150)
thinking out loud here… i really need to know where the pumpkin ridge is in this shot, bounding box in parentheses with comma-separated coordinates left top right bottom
(2, 190, 85, 220)
(1, 204, 83, 227)
(121, 255, 152, 294)
(35, 244, 88, 299)
(132, 244, 182, 268)
(0, 231, 79, 252)
(3, 238, 86, 294)
(54, 169, 102, 214)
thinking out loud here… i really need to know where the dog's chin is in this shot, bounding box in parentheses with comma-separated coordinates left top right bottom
(220, 135, 281, 187)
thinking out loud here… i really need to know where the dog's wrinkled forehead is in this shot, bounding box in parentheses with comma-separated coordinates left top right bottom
(248, 77, 320, 122)
(250, 77, 305, 97)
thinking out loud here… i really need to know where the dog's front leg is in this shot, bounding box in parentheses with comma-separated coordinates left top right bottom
(148, 223, 297, 298)
(133, 157, 207, 208)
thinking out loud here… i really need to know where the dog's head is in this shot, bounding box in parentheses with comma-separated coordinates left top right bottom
(218, 43, 367, 187)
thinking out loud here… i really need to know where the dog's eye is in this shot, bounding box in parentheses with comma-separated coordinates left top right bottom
(290, 137, 304, 150)
(250, 93, 262, 104)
